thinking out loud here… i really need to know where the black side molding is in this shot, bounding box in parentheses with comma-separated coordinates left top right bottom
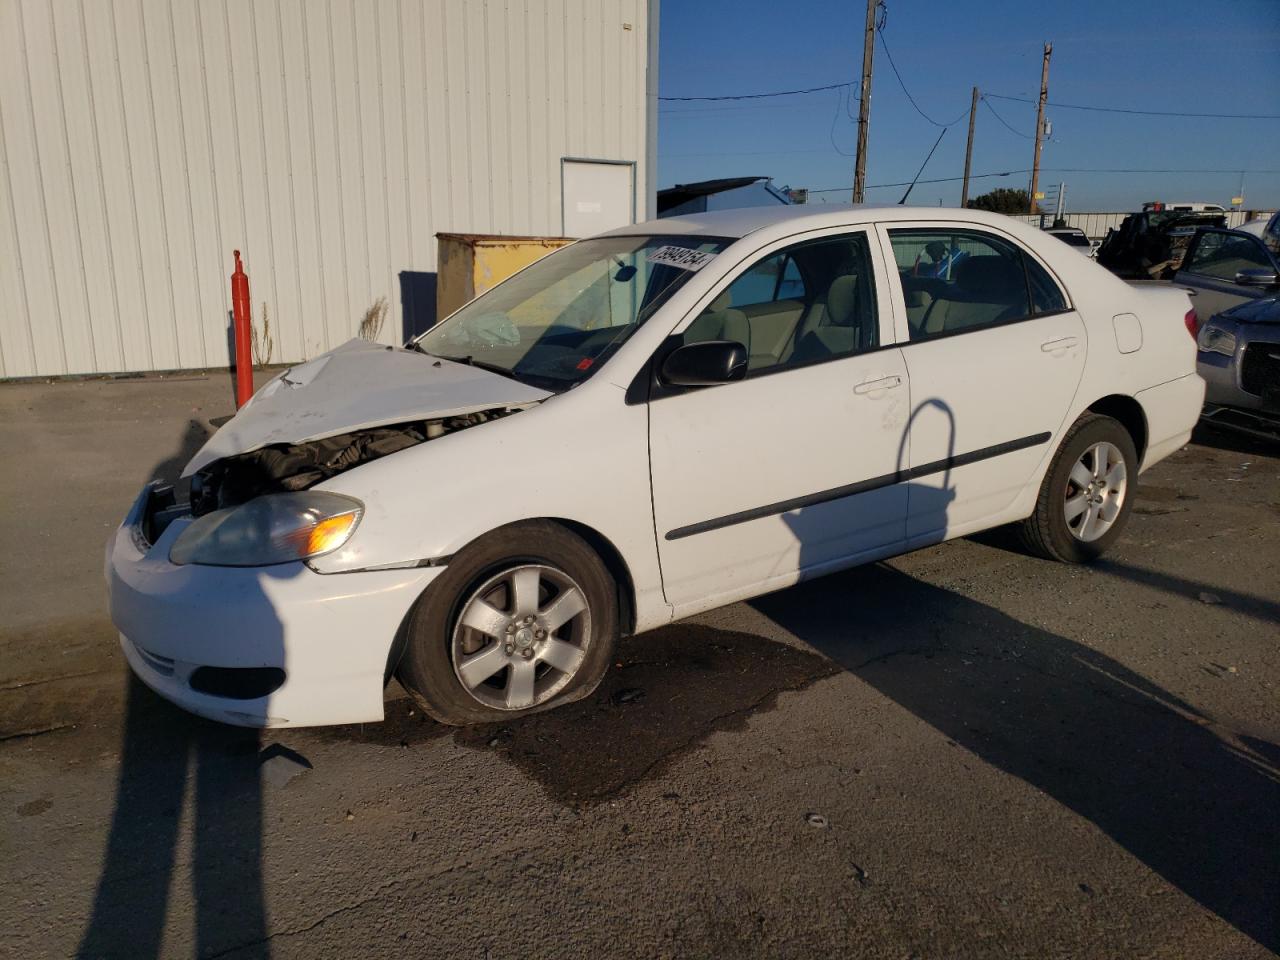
(665, 432, 1051, 541)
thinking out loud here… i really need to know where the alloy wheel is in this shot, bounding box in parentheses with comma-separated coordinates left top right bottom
(1064, 440, 1128, 542)
(450, 564, 592, 711)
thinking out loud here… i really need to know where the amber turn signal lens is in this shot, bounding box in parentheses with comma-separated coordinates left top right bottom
(305, 512, 359, 556)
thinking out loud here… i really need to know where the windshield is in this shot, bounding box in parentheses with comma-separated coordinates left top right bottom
(415, 235, 730, 391)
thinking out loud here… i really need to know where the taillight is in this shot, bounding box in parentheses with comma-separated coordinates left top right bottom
(1184, 308, 1200, 339)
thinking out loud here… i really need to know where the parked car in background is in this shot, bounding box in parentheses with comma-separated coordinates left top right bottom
(1234, 210, 1280, 245)
(1142, 201, 1227, 213)
(1045, 226, 1098, 258)
(106, 205, 1203, 729)
(1195, 296, 1280, 441)
(1098, 210, 1227, 279)
(1174, 227, 1280, 325)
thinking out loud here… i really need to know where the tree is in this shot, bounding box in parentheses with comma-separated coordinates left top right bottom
(966, 188, 1031, 215)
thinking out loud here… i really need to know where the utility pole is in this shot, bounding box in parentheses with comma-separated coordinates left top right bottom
(960, 86, 979, 207)
(1029, 41, 1052, 214)
(852, 0, 879, 203)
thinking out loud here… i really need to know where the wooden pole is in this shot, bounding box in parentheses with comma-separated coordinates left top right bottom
(1029, 42, 1052, 214)
(960, 86, 979, 207)
(852, 0, 878, 203)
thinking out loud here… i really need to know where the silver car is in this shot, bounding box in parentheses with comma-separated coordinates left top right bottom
(1196, 296, 1280, 440)
(1175, 226, 1280, 325)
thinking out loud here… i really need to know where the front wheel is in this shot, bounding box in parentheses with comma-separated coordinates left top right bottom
(1018, 413, 1138, 563)
(396, 521, 617, 725)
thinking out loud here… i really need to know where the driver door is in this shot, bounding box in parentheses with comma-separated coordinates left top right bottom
(1174, 229, 1280, 324)
(647, 228, 910, 617)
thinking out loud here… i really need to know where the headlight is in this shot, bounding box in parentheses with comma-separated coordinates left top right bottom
(1196, 323, 1237, 357)
(170, 492, 362, 567)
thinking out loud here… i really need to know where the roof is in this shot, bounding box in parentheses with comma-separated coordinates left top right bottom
(604, 203, 1042, 242)
(656, 177, 770, 214)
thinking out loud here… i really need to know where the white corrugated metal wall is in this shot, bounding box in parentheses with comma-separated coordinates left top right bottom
(0, 0, 656, 378)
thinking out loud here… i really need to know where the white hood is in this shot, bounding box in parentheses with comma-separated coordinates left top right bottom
(184, 339, 551, 476)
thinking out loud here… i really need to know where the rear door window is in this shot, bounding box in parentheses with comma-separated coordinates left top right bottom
(887, 228, 1066, 341)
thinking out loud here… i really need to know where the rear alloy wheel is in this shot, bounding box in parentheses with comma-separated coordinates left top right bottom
(397, 521, 617, 725)
(1018, 413, 1138, 563)
(1063, 440, 1129, 543)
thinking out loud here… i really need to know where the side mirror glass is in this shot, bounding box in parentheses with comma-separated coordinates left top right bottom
(661, 340, 748, 387)
(1236, 267, 1279, 287)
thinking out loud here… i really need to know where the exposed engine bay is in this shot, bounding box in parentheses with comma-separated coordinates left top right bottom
(189, 407, 524, 517)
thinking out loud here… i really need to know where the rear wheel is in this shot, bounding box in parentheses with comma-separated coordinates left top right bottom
(1018, 413, 1138, 563)
(397, 521, 617, 725)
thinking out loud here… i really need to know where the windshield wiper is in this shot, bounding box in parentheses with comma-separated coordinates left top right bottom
(437, 354, 522, 382)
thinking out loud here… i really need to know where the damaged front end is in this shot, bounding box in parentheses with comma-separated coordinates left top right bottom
(189, 407, 524, 518)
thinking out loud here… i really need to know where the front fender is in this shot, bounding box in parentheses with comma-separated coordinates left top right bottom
(307, 379, 670, 631)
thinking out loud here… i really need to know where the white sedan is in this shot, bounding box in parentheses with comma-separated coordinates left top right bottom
(107, 205, 1204, 727)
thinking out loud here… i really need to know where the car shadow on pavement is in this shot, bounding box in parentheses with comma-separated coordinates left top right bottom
(748, 560, 1280, 955)
(972, 526, 1280, 627)
(321, 622, 839, 807)
(1189, 420, 1279, 457)
(78, 418, 279, 960)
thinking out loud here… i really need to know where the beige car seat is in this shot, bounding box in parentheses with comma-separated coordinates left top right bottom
(684, 290, 752, 355)
(916, 256, 1025, 337)
(789, 274, 868, 363)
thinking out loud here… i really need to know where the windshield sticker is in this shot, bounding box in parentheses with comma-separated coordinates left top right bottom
(646, 245, 717, 272)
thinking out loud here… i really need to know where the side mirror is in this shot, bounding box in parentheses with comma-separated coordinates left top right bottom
(661, 340, 748, 387)
(1236, 267, 1279, 287)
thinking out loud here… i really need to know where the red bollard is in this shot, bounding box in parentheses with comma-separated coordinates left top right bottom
(231, 250, 253, 409)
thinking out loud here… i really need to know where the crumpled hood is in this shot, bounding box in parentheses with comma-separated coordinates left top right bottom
(183, 339, 550, 476)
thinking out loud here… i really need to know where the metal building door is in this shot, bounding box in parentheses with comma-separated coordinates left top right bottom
(562, 159, 635, 237)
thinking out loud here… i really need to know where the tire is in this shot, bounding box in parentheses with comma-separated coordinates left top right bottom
(1017, 413, 1139, 563)
(396, 520, 617, 725)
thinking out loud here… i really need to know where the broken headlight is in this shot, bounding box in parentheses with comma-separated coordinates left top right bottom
(169, 492, 362, 567)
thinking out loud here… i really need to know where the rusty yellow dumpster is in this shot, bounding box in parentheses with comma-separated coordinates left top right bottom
(436, 233, 573, 321)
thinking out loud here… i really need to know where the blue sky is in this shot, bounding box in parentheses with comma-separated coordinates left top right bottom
(657, 0, 1280, 211)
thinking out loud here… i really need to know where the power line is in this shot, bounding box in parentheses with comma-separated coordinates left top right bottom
(659, 101, 833, 115)
(875, 27, 969, 127)
(985, 92, 1280, 120)
(660, 84, 1280, 119)
(808, 170, 1031, 192)
(829, 86, 858, 157)
(658, 82, 850, 102)
(1047, 166, 1280, 174)
(982, 96, 1035, 138)
(805, 166, 1280, 194)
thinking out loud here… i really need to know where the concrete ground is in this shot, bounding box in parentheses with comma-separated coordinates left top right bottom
(1, 374, 1277, 960)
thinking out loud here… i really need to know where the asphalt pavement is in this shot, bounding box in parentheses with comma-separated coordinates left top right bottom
(1, 374, 1277, 959)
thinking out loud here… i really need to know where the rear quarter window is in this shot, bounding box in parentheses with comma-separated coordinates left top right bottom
(1025, 255, 1068, 314)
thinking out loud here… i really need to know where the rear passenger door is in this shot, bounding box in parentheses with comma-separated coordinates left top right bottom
(878, 224, 1086, 544)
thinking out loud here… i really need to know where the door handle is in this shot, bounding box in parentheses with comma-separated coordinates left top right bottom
(1041, 336, 1079, 353)
(853, 375, 902, 395)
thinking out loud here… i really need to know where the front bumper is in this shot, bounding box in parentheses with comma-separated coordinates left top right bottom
(1196, 326, 1280, 441)
(106, 484, 443, 727)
